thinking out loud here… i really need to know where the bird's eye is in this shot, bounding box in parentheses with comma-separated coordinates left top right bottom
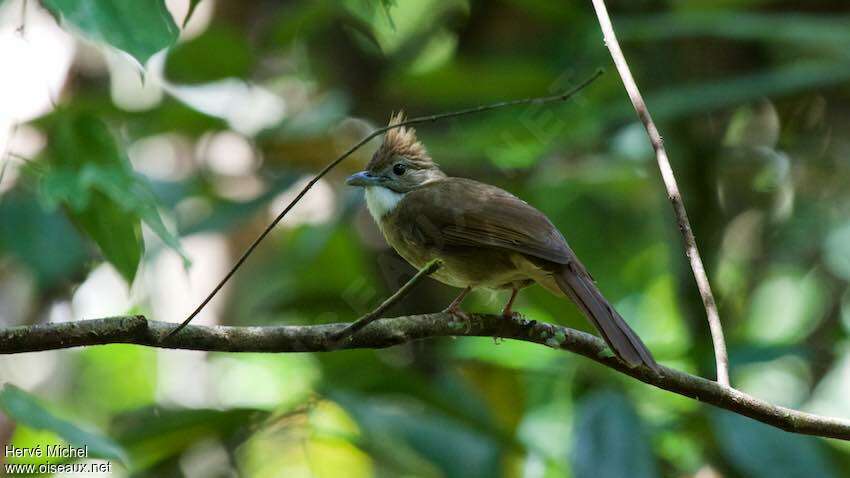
(392, 163, 407, 176)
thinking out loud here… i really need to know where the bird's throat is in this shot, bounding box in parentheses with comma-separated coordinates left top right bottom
(364, 186, 404, 223)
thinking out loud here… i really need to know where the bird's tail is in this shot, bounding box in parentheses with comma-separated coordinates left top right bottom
(554, 262, 658, 371)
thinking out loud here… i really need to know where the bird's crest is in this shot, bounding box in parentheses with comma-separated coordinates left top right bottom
(367, 111, 434, 172)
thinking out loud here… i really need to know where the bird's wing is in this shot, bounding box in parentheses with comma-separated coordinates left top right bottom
(394, 178, 573, 264)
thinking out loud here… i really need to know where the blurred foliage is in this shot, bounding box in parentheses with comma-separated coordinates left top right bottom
(31, 112, 187, 282)
(0, 384, 128, 465)
(41, 0, 179, 65)
(571, 391, 657, 478)
(713, 410, 839, 477)
(2, 0, 850, 476)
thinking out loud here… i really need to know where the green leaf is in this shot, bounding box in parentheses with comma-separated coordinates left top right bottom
(71, 190, 144, 283)
(0, 191, 88, 288)
(571, 391, 657, 478)
(41, 0, 179, 65)
(0, 384, 129, 465)
(38, 111, 187, 283)
(713, 411, 837, 478)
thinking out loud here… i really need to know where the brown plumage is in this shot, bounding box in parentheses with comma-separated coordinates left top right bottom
(346, 114, 657, 370)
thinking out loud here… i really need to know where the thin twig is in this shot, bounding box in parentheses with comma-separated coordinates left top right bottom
(2, 314, 848, 440)
(329, 259, 441, 345)
(16, 0, 28, 36)
(166, 69, 604, 338)
(589, 0, 730, 386)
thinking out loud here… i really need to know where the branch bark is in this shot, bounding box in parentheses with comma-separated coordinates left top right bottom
(329, 259, 441, 344)
(1, 315, 848, 440)
(589, 0, 730, 386)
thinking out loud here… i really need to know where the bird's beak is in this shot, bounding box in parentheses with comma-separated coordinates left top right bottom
(346, 171, 382, 187)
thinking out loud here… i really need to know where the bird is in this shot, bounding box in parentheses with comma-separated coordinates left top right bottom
(346, 112, 657, 370)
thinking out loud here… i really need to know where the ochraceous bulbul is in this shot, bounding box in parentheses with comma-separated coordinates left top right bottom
(347, 113, 657, 370)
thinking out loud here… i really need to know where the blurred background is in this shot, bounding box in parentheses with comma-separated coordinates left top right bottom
(2, 0, 850, 476)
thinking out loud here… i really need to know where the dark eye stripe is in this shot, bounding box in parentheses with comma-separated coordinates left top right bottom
(393, 163, 407, 175)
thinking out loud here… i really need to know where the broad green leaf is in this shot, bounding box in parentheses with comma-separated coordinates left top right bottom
(41, 0, 179, 65)
(38, 112, 187, 283)
(571, 391, 658, 478)
(0, 191, 88, 288)
(70, 190, 144, 283)
(713, 411, 837, 478)
(0, 384, 129, 465)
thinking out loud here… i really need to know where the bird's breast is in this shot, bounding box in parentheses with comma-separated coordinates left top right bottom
(364, 186, 405, 224)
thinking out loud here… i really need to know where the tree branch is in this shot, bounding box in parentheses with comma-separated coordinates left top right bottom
(589, 0, 730, 386)
(329, 259, 441, 344)
(1, 315, 848, 440)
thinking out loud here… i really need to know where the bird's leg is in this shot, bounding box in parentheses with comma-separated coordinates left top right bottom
(443, 286, 472, 319)
(501, 288, 520, 318)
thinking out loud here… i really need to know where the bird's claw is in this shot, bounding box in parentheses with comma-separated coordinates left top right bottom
(444, 307, 470, 321)
(501, 311, 524, 320)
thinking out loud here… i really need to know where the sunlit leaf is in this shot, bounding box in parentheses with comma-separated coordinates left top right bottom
(450, 333, 564, 370)
(407, 29, 457, 74)
(745, 267, 828, 344)
(343, 0, 467, 55)
(0, 384, 129, 465)
(73, 345, 157, 415)
(42, 0, 179, 65)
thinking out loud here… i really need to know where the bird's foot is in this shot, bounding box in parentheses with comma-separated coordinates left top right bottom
(443, 306, 470, 321)
(500, 310, 523, 320)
